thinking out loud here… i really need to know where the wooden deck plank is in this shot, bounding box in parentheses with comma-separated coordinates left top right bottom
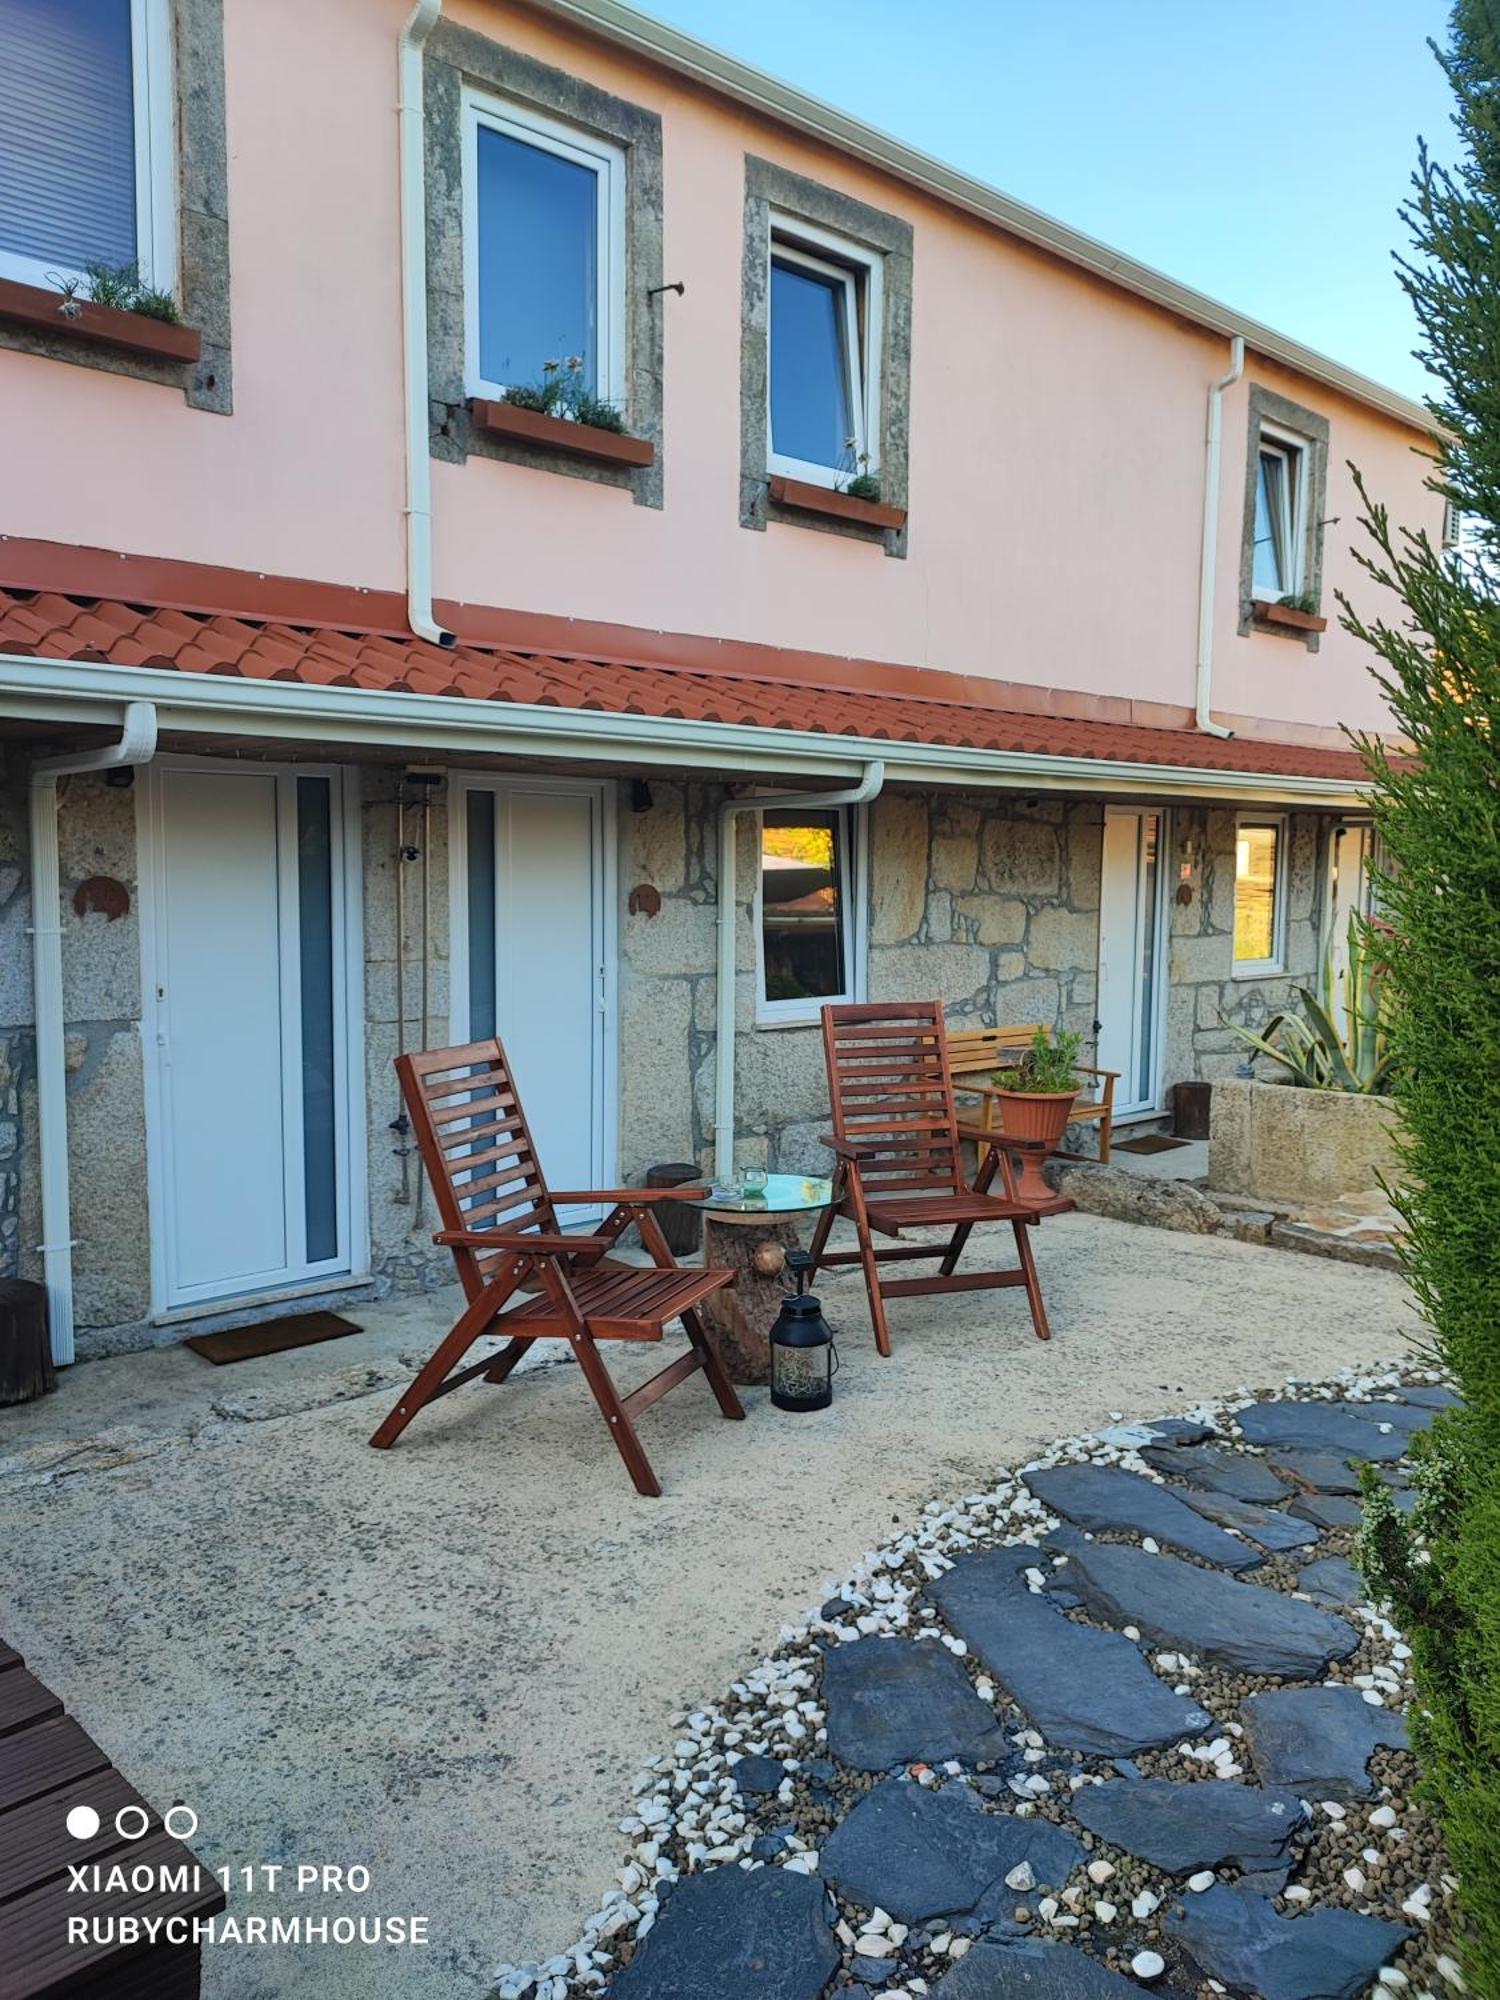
(0, 1720, 110, 1817)
(0, 1672, 63, 1742)
(0, 1768, 152, 1906)
(0, 1830, 224, 2000)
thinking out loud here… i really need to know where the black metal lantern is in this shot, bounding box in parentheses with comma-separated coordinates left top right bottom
(770, 1250, 837, 1412)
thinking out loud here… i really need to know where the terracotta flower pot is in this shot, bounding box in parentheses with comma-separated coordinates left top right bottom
(992, 1087, 1078, 1202)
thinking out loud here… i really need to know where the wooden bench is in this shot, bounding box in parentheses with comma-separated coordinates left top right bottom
(946, 1023, 1119, 1163)
(0, 1641, 223, 1999)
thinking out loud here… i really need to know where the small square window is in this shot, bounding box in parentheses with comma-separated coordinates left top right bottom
(768, 217, 881, 489)
(1233, 818, 1287, 973)
(462, 89, 625, 406)
(1252, 431, 1308, 601)
(756, 807, 861, 1021)
(0, 0, 176, 293)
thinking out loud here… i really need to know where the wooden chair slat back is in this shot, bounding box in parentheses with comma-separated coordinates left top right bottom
(395, 1039, 559, 1296)
(821, 1001, 963, 1195)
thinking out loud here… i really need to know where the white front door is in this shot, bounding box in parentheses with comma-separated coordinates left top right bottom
(451, 778, 614, 1208)
(142, 762, 356, 1311)
(1326, 820, 1376, 1015)
(1096, 806, 1169, 1119)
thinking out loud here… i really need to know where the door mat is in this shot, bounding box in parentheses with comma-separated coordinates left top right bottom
(184, 1311, 364, 1365)
(1114, 1135, 1192, 1155)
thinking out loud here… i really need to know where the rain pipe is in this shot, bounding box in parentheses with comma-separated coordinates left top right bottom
(29, 702, 159, 1363)
(398, 0, 455, 648)
(1195, 334, 1244, 739)
(713, 761, 885, 1184)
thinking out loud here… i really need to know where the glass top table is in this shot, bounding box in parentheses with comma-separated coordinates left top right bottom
(699, 1173, 834, 1222)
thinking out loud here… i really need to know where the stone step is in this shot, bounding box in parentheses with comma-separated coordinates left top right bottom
(822, 1636, 1009, 1772)
(1022, 1463, 1262, 1571)
(1070, 1776, 1306, 1876)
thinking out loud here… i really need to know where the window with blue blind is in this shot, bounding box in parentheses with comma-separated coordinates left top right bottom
(0, 0, 175, 292)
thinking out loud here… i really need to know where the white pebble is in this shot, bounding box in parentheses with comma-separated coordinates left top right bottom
(1131, 1890, 1160, 1919)
(1369, 1806, 1398, 1829)
(1004, 1861, 1035, 1893)
(1130, 1950, 1166, 1981)
(1094, 1901, 1117, 1923)
(1123, 1625, 1141, 1641)
(1320, 1801, 1347, 1822)
(1087, 1859, 1116, 1885)
(1187, 1870, 1216, 1892)
(855, 1935, 895, 1958)
(1343, 1866, 1367, 1893)
(1283, 1885, 1312, 1903)
(1435, 1956, 1466, 1992)
(1378, 1971, 1410, 1990)
(1037, 1896, 1059, 1921)
(1362, 1689, 1387, 1707)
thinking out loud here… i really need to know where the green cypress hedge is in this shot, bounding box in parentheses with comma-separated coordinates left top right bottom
(1350, 3, 1500, 1986)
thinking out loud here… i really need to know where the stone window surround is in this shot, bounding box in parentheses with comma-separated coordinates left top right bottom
(0, 0, 231, 414)
(1238, 385, 1330, 652)
(424, 23, 665, 508)
(740, 157, 913, 557)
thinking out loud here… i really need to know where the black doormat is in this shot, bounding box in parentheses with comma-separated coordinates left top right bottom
(184, 1310, 364, 1365)
(1114, 1134, 1192, 1155)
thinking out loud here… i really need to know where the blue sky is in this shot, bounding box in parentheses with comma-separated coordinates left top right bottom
(646, 0, 1454, 402)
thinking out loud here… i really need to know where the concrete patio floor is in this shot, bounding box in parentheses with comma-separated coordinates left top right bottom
(0, 1213, 1422, 2000)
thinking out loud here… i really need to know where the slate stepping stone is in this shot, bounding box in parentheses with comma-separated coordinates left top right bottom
(1177, 1488, 1320, 1553)
(931, 1936, 1146, 1997)
(1393, 1383, 1460, 1410)
(820, 1779, 1083, 1923)
(1142, 1416, 1217, 1444)
(1240, 1686, 1409, 1801)
(1140, 1443, 1292, 1504)
(823, 1637, 1009, 1771)
(1070, 1777, 1305, 1875)
(1350, 1400, 1433, 1434)
(1297, 1557, 1366, 1608)
(930, 1548, 1212, 1758)
(605, 1863, 839, 1999)
(1234, 1400, 1406, 1463)
(731, 1754, 786, 1796)
(1264, 1449, 1363, 1496)
(1023, 1464, 1261, 1571)
(1064, 1544, 1360, 1679)
(1165, 1881, 1411, 2000)
(1288, 1493, 1362, 1531)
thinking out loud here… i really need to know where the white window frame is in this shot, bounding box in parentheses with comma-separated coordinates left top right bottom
(0, 0, 177, 294)
(1231, 812, 1289, 978)
(1252, 424, 1310, 603)
(754, 802, 869, 1026)
(766, 212, 883, 490)
(461, 86, 627, 406)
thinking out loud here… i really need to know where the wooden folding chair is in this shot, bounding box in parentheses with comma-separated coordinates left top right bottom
(806, 1000, 1070, 1354)
(370, 1038, 744, 1497)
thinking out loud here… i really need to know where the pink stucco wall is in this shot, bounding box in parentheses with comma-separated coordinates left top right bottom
(0, 0, 1439, 737)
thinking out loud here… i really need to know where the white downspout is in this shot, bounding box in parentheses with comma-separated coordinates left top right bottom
(713, 761, 885, 1184)
(398, 0, 455, 648)
(1195, 333, 1244, 739)
(28, 702, 159, 1364)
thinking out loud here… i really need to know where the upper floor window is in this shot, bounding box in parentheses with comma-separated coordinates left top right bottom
(756, 806, 863, 1022)
(0, 0, 176, 293)
(1233, 816, 1287, 975)
(767, 215, 882, 489)
(462, 88, 625, 406)
(1252, 427, 1309, 601)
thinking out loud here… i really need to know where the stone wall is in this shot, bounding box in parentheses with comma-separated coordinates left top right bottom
(616, 785, 1104, 1182)
(1165, 810, 1326, 1092)
(1209, 1076, 1402, 1203)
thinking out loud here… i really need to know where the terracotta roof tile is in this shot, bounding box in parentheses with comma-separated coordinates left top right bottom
(0, 584, 1374, 785)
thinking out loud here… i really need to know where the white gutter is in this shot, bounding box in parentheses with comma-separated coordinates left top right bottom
(398, 0, 455, 649)
(1196, 335, 1245, 740)
(713, 762, 885, 1183)
(28, 702, 158, 1363)
(0, 657, 1370, 807)
(530, 0, 1432, 437)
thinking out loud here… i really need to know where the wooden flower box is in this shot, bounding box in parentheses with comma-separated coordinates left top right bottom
(470, 399, 655, 468)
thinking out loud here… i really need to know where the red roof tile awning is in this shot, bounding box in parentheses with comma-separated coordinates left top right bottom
(0, 582, 1375, 786)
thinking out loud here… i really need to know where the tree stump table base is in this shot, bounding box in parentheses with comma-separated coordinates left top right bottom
(696, 1176, 835, 1387)
(0, 1280, 54, 1406)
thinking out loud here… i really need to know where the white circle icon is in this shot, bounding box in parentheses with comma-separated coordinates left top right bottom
(114, 1806, 151, 1841)
(163, 1804, 198, 1840)
(66, 1805, 101, 1841)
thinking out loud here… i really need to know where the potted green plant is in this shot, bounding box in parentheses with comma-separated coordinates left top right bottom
(987, 1026, 1083, 1200)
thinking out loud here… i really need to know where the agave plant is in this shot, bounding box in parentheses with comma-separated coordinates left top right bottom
(1221, 913, 1395, 1093)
